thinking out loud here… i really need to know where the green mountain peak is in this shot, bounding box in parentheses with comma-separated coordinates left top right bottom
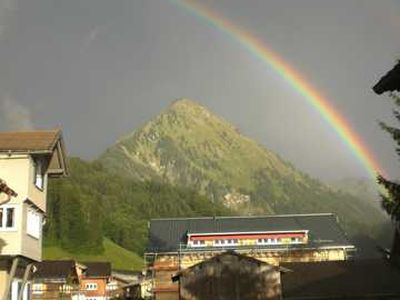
(46, 99, 389, 261)
(99, 99, 386, 238)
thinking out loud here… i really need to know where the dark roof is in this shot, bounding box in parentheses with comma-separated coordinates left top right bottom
(373, 61, 400, 95)
(83, 262, 112, 278)
(33, 260, 77, 280)
(0, 129, 61, 152)
(281, 260, 400, 299)
(147, 213, 353, 253)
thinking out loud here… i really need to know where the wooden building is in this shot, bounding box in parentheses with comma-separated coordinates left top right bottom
(80, 262, 112, 300)
(145, 213, 355, 300)
(32, 260, 86, 300)
(0, 130, 68, 300)
(122, 279, 152, 300)
(172, 251, 282, 300)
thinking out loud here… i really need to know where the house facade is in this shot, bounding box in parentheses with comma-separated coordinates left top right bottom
(0, 130, 68, 300)
(105, 274, 129, 299)
(32, 260, 86, 300)
(145, 213, 355, 300)
(80, 262, 112, 300)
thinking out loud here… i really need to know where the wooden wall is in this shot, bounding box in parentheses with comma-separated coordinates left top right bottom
(178, 253, 281, 300)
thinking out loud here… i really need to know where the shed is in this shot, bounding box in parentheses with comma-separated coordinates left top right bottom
(172, 251, 282, 300)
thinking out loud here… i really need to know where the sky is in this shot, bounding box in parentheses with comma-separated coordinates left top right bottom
(0, 0, 399, 181)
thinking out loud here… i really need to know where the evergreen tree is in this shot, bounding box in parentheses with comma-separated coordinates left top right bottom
(373, 61, 400, 258)
(377, 93, 400, 258)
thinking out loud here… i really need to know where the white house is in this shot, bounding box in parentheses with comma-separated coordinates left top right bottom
(0, 129, 68, 300)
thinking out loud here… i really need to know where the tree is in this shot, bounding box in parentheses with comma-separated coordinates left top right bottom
(373, 61, 400, 260)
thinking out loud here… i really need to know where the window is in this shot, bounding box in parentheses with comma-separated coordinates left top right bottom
(214, 239, 222, 246)
(0, 206, 16, 229)
(59, 285, 72, 294)
(190, 240, 205, 247)
(27, 209, 41, 239)
(291, 237, 300, 243)
(85, 283, 98, 291)
(33, 157, 46, 190)
(32, 284, 43, 295)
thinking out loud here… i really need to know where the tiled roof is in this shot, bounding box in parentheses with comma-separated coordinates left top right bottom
(0, 129, 60, 152)
(33, 260, 77, 279)
(83, 262, 112, 278)
(281, 260, 400, 299)
(147, 213, 353, 253)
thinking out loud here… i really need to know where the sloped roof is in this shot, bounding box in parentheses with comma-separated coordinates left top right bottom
(0, 179, 17, 197)
(147, 213, 353, 253)
(33, 260, 77, 280)
(173, 250, 281, 281)
(0, 129, 60, 152)
(83, 262, 112, 278)
(0, 129, 68, 176)
(373, 61, 400, 95)
(281, 259, 400, 299)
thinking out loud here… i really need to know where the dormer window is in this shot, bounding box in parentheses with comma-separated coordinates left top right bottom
(33, 157, 46, 190)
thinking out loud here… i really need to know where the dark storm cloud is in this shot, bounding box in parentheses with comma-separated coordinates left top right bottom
(0, 0, 399, 181)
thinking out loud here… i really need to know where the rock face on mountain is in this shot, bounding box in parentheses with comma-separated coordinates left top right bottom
(100, 99, 386, 235)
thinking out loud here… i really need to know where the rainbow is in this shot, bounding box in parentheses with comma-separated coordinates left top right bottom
(173, 0, 385, 179)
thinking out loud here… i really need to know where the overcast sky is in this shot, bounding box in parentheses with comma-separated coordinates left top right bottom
(0, 0, 399, 181)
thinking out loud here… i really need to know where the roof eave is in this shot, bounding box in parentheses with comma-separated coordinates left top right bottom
(146, 244, 356, 255)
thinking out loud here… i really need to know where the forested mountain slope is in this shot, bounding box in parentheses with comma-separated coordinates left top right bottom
(100, 99, 387, 237)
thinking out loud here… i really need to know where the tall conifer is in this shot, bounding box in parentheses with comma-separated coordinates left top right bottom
(373, 62, 400, 258)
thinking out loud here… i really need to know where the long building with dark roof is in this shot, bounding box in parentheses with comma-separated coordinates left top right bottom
(145, 213, 355, 300)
